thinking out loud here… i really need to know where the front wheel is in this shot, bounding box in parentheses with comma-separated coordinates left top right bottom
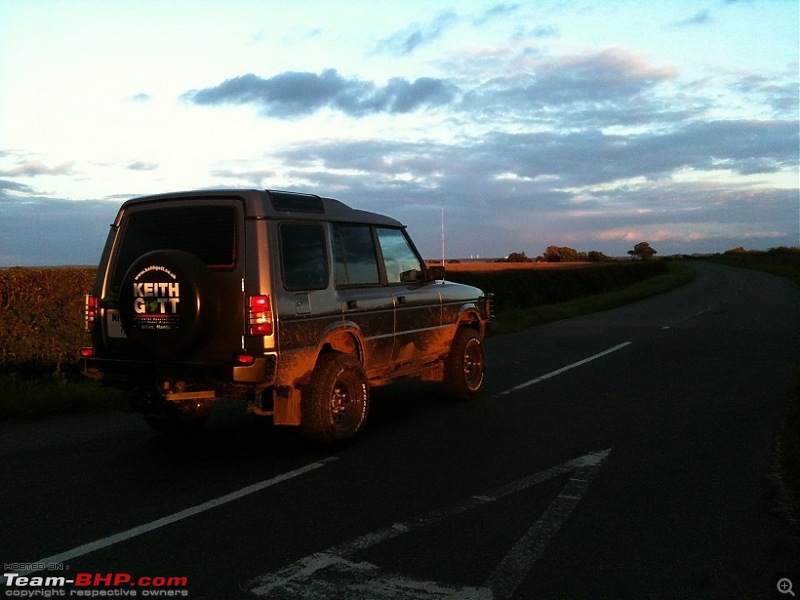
(300, 353, 369, 447)
(443, 328, 485, 400)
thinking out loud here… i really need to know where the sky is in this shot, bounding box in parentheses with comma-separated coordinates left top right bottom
(0, 0, 798, 266)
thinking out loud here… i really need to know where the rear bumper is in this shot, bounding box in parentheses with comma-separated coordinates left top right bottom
(80, 354, 277, 387)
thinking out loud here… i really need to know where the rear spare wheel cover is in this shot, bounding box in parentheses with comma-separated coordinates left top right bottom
(119, 250, 217, 359)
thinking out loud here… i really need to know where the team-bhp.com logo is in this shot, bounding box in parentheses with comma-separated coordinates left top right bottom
(3, 572, 188, 597)
(132, 266, 181, 331)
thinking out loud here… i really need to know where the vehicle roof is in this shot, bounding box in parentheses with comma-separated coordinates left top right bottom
(119, 189, 404, 227)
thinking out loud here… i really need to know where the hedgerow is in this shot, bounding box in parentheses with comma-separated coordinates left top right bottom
(0, 267, 96, 377)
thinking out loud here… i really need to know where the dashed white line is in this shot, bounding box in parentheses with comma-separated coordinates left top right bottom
(495, 342, 632, 397)
(17, 457, 338, 576)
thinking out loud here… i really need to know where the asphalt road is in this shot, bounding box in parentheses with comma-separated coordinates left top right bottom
(2, 261, 798, 599)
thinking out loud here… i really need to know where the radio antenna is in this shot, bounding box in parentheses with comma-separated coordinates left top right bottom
(441, 207, 445, 267)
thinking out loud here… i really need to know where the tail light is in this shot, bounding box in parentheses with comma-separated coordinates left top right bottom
(84, 294, 98, 332)
(249, 295, 273, 336)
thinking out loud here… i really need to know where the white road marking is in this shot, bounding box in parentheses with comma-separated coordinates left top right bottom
(16, 458, 338, 576)
(247, 449, 611, 599)
(484, 450, 609, 600)
(495, 342, 632, 397)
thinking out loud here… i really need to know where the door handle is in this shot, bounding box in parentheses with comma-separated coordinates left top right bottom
(397, 296, 406, 305)
(347, 300, 358, 310)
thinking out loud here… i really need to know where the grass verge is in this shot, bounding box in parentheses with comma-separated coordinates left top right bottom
(490, 259, 697, 335)
(0, 375, 127, 420)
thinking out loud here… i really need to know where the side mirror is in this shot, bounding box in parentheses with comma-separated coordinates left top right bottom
(426, 265, 446, 281)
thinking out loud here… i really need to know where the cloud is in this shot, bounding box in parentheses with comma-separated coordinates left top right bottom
(130, 93, 151, 103)
(210, 167, 277, 186)
(434, 47, 689, 130)
(127, 161, 159, 171)
(672, 9, 713, 28)
(374, 11, 458, 55)
(0, 179, 37, 197)
(474, 3, 521, 26)
(181, 70, 459, 117)
(0, 160, 75, 177)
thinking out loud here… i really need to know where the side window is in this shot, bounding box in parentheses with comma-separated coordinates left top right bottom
(377, 228, 424, 284)
(279, 222, 329, 290)
(332, 224, 381, 286)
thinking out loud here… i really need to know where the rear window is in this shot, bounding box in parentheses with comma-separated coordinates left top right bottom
(111, 205, 236, 289)
(279, 222, 329, 291)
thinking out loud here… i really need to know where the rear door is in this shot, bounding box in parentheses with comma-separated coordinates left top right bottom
(101, 198, 245, 363)
(332, 223, 395, 371)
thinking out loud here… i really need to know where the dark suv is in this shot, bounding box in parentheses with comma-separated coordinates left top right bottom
(81, 189, 491, 445)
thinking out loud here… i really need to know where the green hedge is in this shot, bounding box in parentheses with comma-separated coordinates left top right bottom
(0, 268, 96, 377)
(446, 261, 668, 310)
(1, 262, 666, 377)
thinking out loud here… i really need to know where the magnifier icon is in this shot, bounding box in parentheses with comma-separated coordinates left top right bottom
(778, 578, 795, 596)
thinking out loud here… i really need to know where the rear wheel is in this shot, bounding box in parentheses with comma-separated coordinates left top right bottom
(444, 328, 485, 399)
(300, 353, 369, 447)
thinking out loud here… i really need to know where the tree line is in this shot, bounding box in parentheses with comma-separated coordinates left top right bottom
(501, 242, 658, 263)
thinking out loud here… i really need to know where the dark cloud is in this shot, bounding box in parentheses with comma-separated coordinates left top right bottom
(0, 179, 37, 197)
(464, 49, 676, 118)
(374, 11, 458, 55)
(278, 117, 796, 194)
(0, 196, 122, 266)
(182, 70, 459, 118)
(265, 112, 798, 258)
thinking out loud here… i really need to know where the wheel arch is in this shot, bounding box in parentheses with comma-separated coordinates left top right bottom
(317, 322, 365, 364)
(455, 305, 485, 336)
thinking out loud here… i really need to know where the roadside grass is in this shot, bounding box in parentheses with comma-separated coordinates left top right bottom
(0, 375, 127, 420)
(710, 252, 800, 285)
(490, 259, 696, 335)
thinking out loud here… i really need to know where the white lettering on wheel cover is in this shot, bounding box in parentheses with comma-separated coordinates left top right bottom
(131, 265, 181, 331)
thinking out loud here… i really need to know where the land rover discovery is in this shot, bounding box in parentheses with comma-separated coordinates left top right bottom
(80, 189, 492, 445)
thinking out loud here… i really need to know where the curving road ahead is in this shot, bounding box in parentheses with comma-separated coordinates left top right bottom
(1, 261, 798, 599)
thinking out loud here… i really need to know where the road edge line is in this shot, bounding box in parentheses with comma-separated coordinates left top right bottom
(16, 457, 338, 575)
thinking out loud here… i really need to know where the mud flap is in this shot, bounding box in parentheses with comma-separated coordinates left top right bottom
(273, 387, 302, 426)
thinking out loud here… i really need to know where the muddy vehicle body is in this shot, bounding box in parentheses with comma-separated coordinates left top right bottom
(81, 189, 492, 444)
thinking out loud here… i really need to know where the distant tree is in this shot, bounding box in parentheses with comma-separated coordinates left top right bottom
(504, 251, 533, 263)
(587, 250, 611, 262)
(628, 242, 658, 260)
(542, 246, 580, 262)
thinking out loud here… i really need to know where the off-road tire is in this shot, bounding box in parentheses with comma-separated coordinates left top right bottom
(300, 352, 369, 447)
(443, 328, 485, 400)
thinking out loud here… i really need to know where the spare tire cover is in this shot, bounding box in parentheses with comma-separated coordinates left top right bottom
(119, 250, 218, 359)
